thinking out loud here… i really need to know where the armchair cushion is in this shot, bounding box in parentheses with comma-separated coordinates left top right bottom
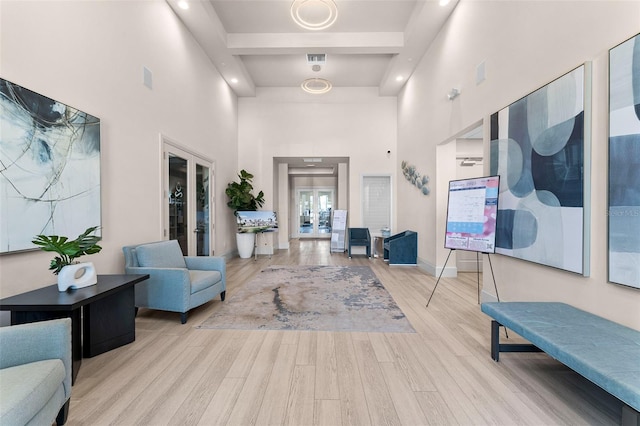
(135, 240, 186, 269)
(189, 270, 223, 294)
(0, 360, 65, 425)
(0, 318, 71, 425)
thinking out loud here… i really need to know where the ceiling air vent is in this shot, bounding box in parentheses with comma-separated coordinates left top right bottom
(306, 54, 326, 65)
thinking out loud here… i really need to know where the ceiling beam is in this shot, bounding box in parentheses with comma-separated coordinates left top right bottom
(227, 32, 405, 55)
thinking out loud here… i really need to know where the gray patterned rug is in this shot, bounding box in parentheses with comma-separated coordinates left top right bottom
(197, 265, 415, 333)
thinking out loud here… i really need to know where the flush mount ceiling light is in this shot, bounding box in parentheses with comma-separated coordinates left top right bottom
(291, 0, 338, 31)
(177, 0, 189, 10)
(301, 78, 332, 94)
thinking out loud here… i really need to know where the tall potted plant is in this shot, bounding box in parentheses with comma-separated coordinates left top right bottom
(225, 170, 265, 258)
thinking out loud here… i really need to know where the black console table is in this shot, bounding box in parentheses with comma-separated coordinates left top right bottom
(0, 274, 149, 383)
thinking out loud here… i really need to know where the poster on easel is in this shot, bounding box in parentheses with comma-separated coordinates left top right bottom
(330, 210, 347, 253)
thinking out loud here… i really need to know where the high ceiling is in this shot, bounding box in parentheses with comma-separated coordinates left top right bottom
(167, 0, 459, 97)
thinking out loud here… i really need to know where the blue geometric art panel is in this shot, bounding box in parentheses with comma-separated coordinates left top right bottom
(609, 33, 640, 289)
(490, 65, 587, 274)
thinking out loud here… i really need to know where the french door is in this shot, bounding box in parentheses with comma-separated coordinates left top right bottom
(297, 188, 333, 238)
(162, 139, 214, 256)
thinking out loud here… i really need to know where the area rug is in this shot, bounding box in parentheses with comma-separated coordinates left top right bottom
(197, 265, 415, 333)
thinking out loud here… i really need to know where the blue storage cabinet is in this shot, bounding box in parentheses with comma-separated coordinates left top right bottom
(383, 231, 417, 265)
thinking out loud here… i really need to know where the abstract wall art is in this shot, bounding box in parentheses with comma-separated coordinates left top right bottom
(401, 160, 430, 195)
(609, 33, 640, 289)
(0, 78, 101, 253)
(490, 65, 590, 275)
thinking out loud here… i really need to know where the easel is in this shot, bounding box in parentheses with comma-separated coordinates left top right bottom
(426, 249, 502, 307)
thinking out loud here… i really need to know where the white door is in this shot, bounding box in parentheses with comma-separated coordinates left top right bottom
(162, 139, 215, 256)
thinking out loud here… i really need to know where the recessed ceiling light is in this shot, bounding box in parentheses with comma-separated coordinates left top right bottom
(230, 78, 239, 84)
(291, 0, 338, 31)
(301, 78, 332, 94)
(396, 76, 404, 82)
(177, 0, 189, 10)
(439, 0, 450, 6)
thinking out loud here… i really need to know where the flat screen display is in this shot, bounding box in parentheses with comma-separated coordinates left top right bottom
(444, 175, 500, 253)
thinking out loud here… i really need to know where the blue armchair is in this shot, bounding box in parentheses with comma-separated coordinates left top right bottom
(0, 318, 72, 425)
(383, 230, 417, 265)
(348, 227, 371, 258)
(122, 240, 226, 324)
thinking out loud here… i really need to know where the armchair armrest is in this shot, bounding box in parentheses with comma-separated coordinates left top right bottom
(124, 266, 191, 309)
(185, 256, 226, 286)
(184, 256, 225, 271)
(0, 318, 72, 397)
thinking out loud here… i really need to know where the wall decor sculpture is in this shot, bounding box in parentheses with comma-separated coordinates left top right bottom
(0, 78, 101, 253)
(609, 33, 640, 289)
(490, 64, 589, 275)
(401, 160, 429, 195)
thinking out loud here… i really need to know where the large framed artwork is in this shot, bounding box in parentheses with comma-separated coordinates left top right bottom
(609, 33, 640, 289)
(490, 64, 590, 275)
(0, 78, 101, 253)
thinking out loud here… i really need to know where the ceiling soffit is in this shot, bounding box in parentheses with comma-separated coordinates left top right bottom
(166, 0, 459, 97)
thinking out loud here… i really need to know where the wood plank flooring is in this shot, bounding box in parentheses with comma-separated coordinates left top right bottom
(67, 239, 622, 425)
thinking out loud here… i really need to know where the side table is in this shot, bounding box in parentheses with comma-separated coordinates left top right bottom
(0, 274, 149, 383)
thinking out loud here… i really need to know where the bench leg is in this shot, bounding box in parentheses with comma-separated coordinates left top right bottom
(490, 320, 542, 362)
(622, 405, 640, 426)
(491, 320, 500, 361)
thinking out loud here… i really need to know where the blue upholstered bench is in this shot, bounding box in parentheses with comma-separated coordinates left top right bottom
(481, 302, 640, 423)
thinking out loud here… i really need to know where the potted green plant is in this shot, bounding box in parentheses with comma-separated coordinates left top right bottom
(225, 169, 265, 213)
(225, 170, 265, 258)
(32, 226, 102, 291)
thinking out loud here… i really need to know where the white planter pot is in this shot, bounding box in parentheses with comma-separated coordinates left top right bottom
(58, 262, 97, 292)
(236, 233, 256, 259)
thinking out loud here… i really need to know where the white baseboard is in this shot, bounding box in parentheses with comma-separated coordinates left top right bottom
(457, 258, 483, 272)
(417, 257, 457, 278)
(480, 289, 500, 303)
(255, 246, 273, 255)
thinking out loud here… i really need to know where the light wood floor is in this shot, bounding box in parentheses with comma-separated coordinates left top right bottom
(67, 239, 622, 425)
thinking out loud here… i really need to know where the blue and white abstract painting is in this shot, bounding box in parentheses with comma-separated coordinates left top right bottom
(0, 79, 101, 253)
(490, 65, 587, 274)
(609, 33, 640, 289)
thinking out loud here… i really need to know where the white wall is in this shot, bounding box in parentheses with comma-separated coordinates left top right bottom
(239, 87, 397, 231)
(398, 0, 640, 328)
(0, 1, 239, 300)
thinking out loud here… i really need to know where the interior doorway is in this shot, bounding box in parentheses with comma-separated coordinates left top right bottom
(162, 138, 215, 256)
(297, 188, 334, 238)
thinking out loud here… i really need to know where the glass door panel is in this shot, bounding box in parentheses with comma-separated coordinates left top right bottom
(195, 163, 210, 256)
(299, 190, 314, 235)
(168, 154, 188, 255)
(163, 139, 214, 256)
(318, 190, 333, 234)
